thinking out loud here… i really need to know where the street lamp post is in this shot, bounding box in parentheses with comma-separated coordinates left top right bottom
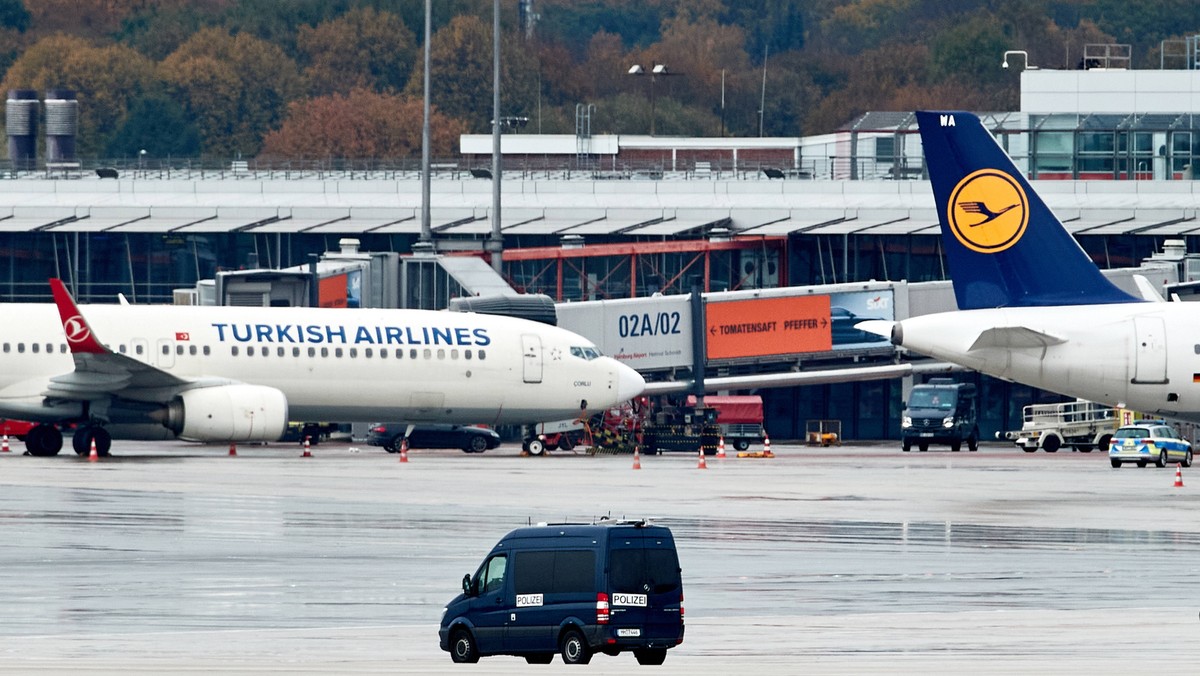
(628, 63, 670, 135)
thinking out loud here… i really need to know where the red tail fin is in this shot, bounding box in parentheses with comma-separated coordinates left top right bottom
(49, 278, 107, 354)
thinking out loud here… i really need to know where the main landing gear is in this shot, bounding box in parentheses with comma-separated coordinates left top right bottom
(22, 424, 111, 457)
(72, 426, 112, 457)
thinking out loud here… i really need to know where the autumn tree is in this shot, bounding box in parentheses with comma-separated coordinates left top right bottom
(160, 27, 304, 157)
(0, 34, 158, 156)
(404, 14, 539, 132)
(0, 0, 30, 32)
(258, 89, 467, 160)
(297, 7, 417, 96)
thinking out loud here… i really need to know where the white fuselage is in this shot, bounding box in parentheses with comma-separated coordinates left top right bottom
(0, 303, 642, 426)
(896, 302, 1200, 422)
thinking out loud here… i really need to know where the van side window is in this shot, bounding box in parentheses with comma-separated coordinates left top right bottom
(479, 554, 507, 594)
(515, 550, 595, 595)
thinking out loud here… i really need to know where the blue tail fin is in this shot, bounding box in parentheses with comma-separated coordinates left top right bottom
(917, 111, 1138, 309)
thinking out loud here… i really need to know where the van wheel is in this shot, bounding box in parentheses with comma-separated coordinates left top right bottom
(525, 653, 554, 664)
(634, 648, 667, 665)
(450, 628, 479, 663)
(559, 628, 592, 665)
(901, 440, 911, 452)
(528, 438, 547, 456)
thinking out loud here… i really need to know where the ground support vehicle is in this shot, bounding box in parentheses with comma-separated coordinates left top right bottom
(523, 418, 586, 456)
(439, 519, 684, 665)
(999, 400, 1116, 453)
(685, 395, 765, 451)
(1, 419, 36, 440)
(1109, 420, 1193, 468)
(640, 402, 720, 455)
(901, 378, 979, 452)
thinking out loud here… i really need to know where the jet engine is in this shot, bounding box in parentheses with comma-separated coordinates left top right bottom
(162, 385, 288, 442)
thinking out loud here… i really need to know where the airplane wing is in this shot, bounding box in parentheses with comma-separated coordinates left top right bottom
(45, 279, 195, 401)
(967, 326, 1066, 351)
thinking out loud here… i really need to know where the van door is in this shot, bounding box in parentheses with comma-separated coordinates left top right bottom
(509, 549, 597, 654)
(468, 553, 510, 654)
(608, 533, 683, 642)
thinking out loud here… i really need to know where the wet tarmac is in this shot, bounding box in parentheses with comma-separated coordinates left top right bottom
(1, 440, 1198, 673)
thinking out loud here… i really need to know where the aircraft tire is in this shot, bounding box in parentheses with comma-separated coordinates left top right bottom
(27, 424, 63, 456)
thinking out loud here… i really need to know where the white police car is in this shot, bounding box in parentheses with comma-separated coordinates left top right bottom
(1108, 421, 1192, 469)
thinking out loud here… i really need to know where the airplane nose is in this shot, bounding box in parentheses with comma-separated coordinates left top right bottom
(614, 361, 646, 402)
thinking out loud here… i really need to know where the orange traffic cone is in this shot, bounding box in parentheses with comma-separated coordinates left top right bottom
(399, 438, 409, 463)
(1, 434, 9, 453)
(716, 436, 726, 459)
(228, 442, 237, 457)
(301, 436, 312, 458)
(696, 445, 708, 470)
(1175, 464, 1184, 488)
(632, 444, 642, 470)
(763, 434, 774, 458)
(88, 438, 98, 462)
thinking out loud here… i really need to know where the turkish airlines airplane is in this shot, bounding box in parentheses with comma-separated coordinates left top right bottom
(861, 111, 1200, 425)
(0, 279, 645, 456)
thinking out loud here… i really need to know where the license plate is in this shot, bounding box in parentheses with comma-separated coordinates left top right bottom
(617, 628, 641, 638)
(919, 432, 934, 437)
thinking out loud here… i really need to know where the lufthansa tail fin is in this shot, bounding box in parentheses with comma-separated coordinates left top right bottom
(916, 111, 1138, 309)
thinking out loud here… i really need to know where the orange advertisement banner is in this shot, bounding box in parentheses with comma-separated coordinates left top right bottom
(319, 273, 348, 308)
(706, 296, 832, 359)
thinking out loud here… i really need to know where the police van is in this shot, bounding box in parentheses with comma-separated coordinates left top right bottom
(438, 519, 685, 665)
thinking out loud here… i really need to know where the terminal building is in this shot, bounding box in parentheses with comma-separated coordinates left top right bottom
(4, 45, 1200, 442)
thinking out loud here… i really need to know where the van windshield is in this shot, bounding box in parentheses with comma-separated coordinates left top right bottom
(610, 547, 681, 595)
(909, 389, 956, 410)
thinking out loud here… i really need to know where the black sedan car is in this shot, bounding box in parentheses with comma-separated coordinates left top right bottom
(366, 423, 501, 454)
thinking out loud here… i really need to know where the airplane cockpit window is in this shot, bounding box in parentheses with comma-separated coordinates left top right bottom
(570, 346, 603, 360)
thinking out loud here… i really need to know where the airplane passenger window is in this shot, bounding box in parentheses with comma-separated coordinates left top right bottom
(292, 347, 299, 357)
(380, 349, 387, 359)
(397, 348, 404, 359)
(364, 348, 373, 358)
(61, 344, 67, 353)
(262, 348, 268, 358)
(308, 347, 316, 357)
(321, 347, 329, 358)
(349, 348, 357, 358)
(118, 344, 126, 354)
(451, 349, 459, 359)
(437, 349, 445, 360)
(17, 343, 24, 353)
(203, 346, 210, 356)
(478, 350, 486, 361)
(423, 349, 431, 359)
(190, 346, 198, 356)
(2, 343, 8, 353)
(231, 346, 239, 356)
(176, 345, 184, 355)
(410, 349, 418, 359)
(162, 345, 170, 355)
(135, 344, 144, 355)
(465, 350, 472, 360)
(32, 343, 39, 353)
(277, 347, 284, 357)
(45, 343, 53, 353)
(335, 348, 343, 358)
(247, 346, 255, 356)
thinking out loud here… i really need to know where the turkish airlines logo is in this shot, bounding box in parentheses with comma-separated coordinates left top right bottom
(63, 315, 91, 345)
(947, 168, 1029, 254)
